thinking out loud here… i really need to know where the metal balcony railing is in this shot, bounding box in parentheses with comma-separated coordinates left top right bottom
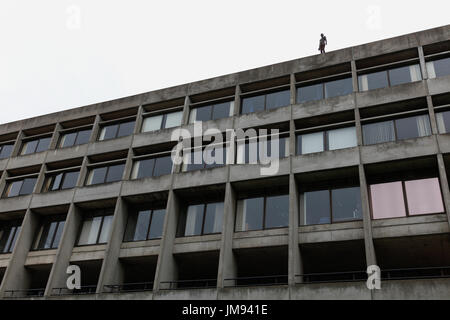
(103, 282, 154, 293)
(224, 275, 288, 288)
(3, 288, 46, 298)
(51, 285, 97, 296)
(159, 278, 217, 290)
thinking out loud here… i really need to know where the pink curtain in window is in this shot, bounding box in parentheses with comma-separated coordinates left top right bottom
(370, 181, 406, 219)
(405, 178, 444, 215)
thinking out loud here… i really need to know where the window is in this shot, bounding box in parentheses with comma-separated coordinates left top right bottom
(124, 209, 166, 241)
(362, 115, 431, 145)
(297, 77, 353, 103)
(183, 144, 228, 172)
(241, 90, 290, 114)
(86, 163, 125, 185)
(183, 202, 223, 236)
(0, 221, 22, 254)
(426, 57, 450, 79)
(32, 217, 65, 250)
(0, 144, 14, 159)
(235, 194, 289, 231)
(142, 111, 183, 132)
(358, 64, 422, 91)
(370, 178, 444, 219)
(302, 187, 362, 226)
(131, 155, 173, 179)
(190, 101, 234, 123)
(59, 129, 92, 148)
(21, 137, 51, 155)
(237, 136, 290, 164)
(43, 170, 79, 192)
(436, 111, 450, 134)
(99, 121, 135, 141)
(77, 212, 114, 245)
(297, 127, 357, 155)
(4, 177, 37, 198)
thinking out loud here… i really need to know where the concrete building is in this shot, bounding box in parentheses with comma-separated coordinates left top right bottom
(1, 25, 450, 300)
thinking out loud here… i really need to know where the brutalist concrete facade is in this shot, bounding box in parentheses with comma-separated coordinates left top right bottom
(1, 25, 450, 300)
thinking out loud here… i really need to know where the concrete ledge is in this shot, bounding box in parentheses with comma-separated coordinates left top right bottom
(132, 126, 182, 149)
(119, 240, 160, 258)
(292, 148, 359, 174)
(87, 136, 132, 156)
(290, 282, 371, 300)
(121, 175, 171, 196)
(233, 228, 289, 249)
(173, 167, 228, 189)
(30, 189, 75, 209)
(427, 74, 450, 96)
(6, 152, 46, 170)
(0, 195, 31, 213)
(234, 106, 291, 130)
(360, 136, 438, 164)
(292, 94, 355, 120)
(70, 245, 106, 262)
(0, 254, 11, 268)
(372, 278, 450, 300)
(173, 235, 222, 254)
(372, 214, 449, 238)
(46, 144, 89, 163)
(153, 288, 218, 300)
(73, 182, 122, 203)
(218, 285, 290, 300)
(437, 134, 450, 153)
(299, 221, 364, 243)
(25, 250, 57, 266)
(229, 158, 290, 182)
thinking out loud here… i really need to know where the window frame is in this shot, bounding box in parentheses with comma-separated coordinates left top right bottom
(141, 108, 184, 133)
(20, 135, 52, 156)
(85, 161, 126, 186)
(0, 142, 15, 159)
(76, 210, 114, 247)
(43, 168, 81, 192)
(98, 118, 136, 141)
(181, 201, 224, 237)
(32, 215, 66, 251)
(296, 74, 353, 104)
(189, 99, 234, 123)
(131, 151, 174, 180)
(58, 126, 93, 149)
(3, 175, 38, 198)
(123, 207, 166, 242)
(0, 220, 22, 254)
(240, 86, 291, 115)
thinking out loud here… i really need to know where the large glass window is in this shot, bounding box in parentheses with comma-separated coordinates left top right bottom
(183, 145, 228, 172)
(235, 194, 289, 231)
(0, 143, 14, 159)
(77, 212, 113, 245)
(0, 221, 22, 254)
(370, 178, 444, 219)
(183, 202, 223, 236)
(21, 137, 51, 155)
(297, 127, 357, 155)
(4, 177, 37, 198)
(297, 77, 353, 103)
(190, 101, 234, 123)
(142, 111, 183, 133)
(241, 90, 290, 114)
(124, 209, 166, 241)
(43, 170, 79, 192)
(237, 136, 290, 164)
(358, 64, 421, 91)
(59, 129, 92, 148)
(436, 111, 450, 134)
(426, 57, 450, 79)
(32, 217, 65, 250)
(302, 187, 362, 226)
(131, 155, 173, 179)
(362, 115, 431, 145)
(99, 120, 135, 141)
(86, 163, 125, 185)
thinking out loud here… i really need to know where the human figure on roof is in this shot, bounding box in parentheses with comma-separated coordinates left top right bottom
(319, 33, 327, 54)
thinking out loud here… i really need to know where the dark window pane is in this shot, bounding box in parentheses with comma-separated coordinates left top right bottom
(89, 167, 108, 185)
(433, 57, 450, 78)
(98, 215, 113, 243)
(20, 178, 37, 195)
(195, 105, 212, 122)
(117, 121, 135, 138)
(22, 140, 38, 155)
(395, 115, 431, 140)
(75, 129, 92, 145)
(136, 158, 155, 179)
(51, 173, 64, 191)
(265, 195, 289, 229)
(185, 204, 204, 236)
(266, 90, 290, 110)
(240, 197, 264, 231)
(297, 84, 323, 103)
(133, 210, 151, 241)
(101, 125, 118, 140)
(154, 156, 172, 177)
(149, 209, 165, 239)
(3, 227, 17, 253)
(359, 71, 388, 91)
(303, 190, 331, 225)
(6, 181, 22, 197)
(36, 137, 51, 153)
(389, 66, 412, 86)
(332, 187, 362, 222)
(61, 132, 77, 148)
(0, 144, 13, 159)
(39, 222, 58, 249)
(325, 77, 353, 98)
(241, 95, 265, 114)
(362, 120, 395, 145)
(105, 164, 125, 183)
(212, 102, 231, 120)
(61, 171, 79, 190)
(52, 221, 65, 248)
(124, 212, 139, 242)
(437, 111, 450, 134)
(186, 150, 204, 171)
(203, 202, 224, 234)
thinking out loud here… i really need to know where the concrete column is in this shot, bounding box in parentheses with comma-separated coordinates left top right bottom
(290, 74, 296, 105)
(11, 131, 24, 157)
(153, 189, 179, 291)
(122, 149, 134, 181)
(358, 164, 377, 267)
(351, 60, 359, 93)
(0, 209, 40, 296)
(418, 46, 428, 80)
(426, 96, 439, 136)
(217, 182, 237, 288)
(96, 197, 128, 293)
(33, 163, 47, 195)
(181, 96, 191, 126)
(233, 85, 241, 117)
(76, 156, 89, 188)
(89, 115, 102, 143)
(288, 174, 302, 285)
(44, 203, 83, 296)
(437, 154, 450, 228)
(133, 105, 145, 135)
(0, 171, 8, 198)
(49, 123, 61, 150)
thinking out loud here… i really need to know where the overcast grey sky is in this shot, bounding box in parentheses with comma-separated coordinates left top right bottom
(1, 0, 449, 124)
